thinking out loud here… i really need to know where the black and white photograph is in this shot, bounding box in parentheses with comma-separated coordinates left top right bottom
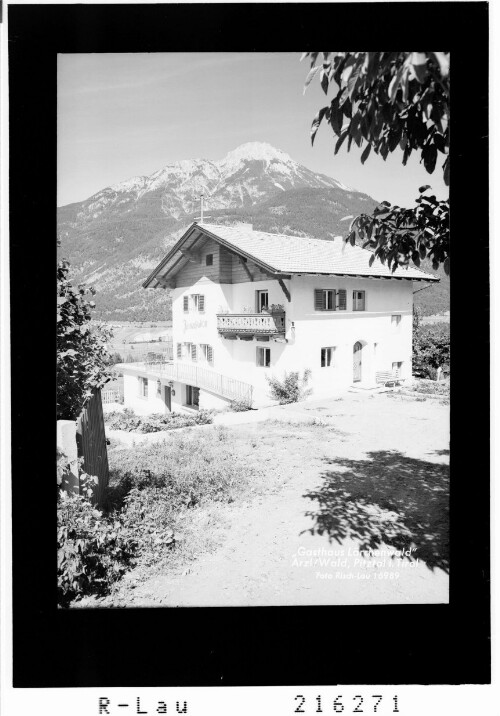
(56, 50, 451, 608)
(5, 0, 492, 702)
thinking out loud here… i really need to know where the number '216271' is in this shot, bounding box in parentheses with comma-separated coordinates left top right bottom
(294, 694, 400, 714)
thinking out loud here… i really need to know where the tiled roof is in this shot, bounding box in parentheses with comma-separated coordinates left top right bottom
(198, 223, 439, 281)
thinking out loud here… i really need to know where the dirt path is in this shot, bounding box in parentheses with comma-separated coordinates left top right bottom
(106, 392, 449, 607)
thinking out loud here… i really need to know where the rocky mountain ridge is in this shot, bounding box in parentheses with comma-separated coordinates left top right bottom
(57, 142, 448, 321)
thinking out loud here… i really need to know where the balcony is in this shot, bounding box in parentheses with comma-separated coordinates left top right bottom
(216, 311, 286, 337)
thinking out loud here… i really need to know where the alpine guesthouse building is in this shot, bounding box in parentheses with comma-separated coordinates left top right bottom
(119, 222, 438, 413)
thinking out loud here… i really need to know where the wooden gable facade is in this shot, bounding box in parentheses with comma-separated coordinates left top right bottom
(162, 236, 273, 288)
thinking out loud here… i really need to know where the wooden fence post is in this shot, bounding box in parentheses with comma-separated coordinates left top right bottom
(76, 388, 110, 508)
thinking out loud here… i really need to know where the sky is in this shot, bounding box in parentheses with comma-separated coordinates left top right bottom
(58, 52, 448, 207)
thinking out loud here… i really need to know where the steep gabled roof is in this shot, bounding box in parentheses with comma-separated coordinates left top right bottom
(143, 222, 439, 287)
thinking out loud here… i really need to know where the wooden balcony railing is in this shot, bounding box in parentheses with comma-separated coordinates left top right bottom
(134, 361, 253, 404)
(216, 311, 285, 335)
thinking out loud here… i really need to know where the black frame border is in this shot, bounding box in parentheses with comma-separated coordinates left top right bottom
(9, 2, 490, 687)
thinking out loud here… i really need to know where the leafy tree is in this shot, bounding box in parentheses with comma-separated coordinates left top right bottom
(304, 52, 450, 273)
(57, 257, 113, 420)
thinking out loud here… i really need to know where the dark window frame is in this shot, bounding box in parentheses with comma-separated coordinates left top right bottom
(315, 288, 346, 311)
(256, 346, 271, 367)
(321, 346, 335, 368)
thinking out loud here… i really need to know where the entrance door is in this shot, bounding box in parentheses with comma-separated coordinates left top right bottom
(164, 386, 171, 411)
(353, 342, 362, 382)
(186, 385, 200, 409)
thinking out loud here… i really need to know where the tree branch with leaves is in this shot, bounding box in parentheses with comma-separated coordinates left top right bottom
(57, 257, 113, 420)
(304, 51, 450, 274)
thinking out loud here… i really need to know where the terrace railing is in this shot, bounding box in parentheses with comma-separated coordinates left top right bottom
(135, 360, 253, 404)
(216, 311, 285, 336)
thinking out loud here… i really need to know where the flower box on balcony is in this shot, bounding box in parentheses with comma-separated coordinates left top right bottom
(216, 311, 286, 336)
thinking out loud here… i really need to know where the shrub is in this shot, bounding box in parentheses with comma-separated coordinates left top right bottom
(105, 408, 213, 432)
(229, 398, 253, 412)
(266, 369, 312, 404)
(57, 474, 138, 607)
(412, 379, 449, 396)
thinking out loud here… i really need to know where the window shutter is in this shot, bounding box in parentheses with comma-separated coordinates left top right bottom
(176, 343, 182, 359)
(338, 289, 346, 310)
(192, 344, 197, 362)
(314, 289, 325, 310)
(256, 347, 263, 367)
(198, 294, 205, 312)
(183, 296, 189, 312)
(207, 346, 213, 365)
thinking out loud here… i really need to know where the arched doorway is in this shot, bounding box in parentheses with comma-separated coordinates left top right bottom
(353, 341, 363, 383)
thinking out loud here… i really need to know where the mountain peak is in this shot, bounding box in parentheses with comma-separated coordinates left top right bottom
(222, 142, 293, 165)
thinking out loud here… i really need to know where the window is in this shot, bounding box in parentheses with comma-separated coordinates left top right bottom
(200, 344, 214, 365)
(183, 342, 197, 362)
(191, 294, 205, 312)
(206, 254, 213, 266)
(183, 296, 189, 313)
(391, 314, 402, 328)
(353, 290, 366, 311)
(138, 376, 148, 398)
(256, 290, 269, 313)
(314, 289, 335, 311)
(256, 346, 271, 367)
(185, 385, 200, 408)
(314, 288, 346, 311)
(321, 347, 335, 367)
(392, 361, 403, 373)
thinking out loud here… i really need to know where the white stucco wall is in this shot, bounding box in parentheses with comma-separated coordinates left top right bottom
(122, 370, 173, 416)
(122, 273, 414, 414)
(171, 274, 413, 406)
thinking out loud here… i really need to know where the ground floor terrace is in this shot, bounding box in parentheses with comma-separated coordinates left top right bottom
(117, 336, 411, 414)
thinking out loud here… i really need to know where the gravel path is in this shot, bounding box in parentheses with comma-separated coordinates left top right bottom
(106, 391, 449, 607)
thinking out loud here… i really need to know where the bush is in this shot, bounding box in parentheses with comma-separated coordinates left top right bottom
(266, 369, 312, 404)
(412, 379, 450, 396)
(104, 408, 213, 432)
(229, 398, 253, 412)
(57, 474, 138, 607)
